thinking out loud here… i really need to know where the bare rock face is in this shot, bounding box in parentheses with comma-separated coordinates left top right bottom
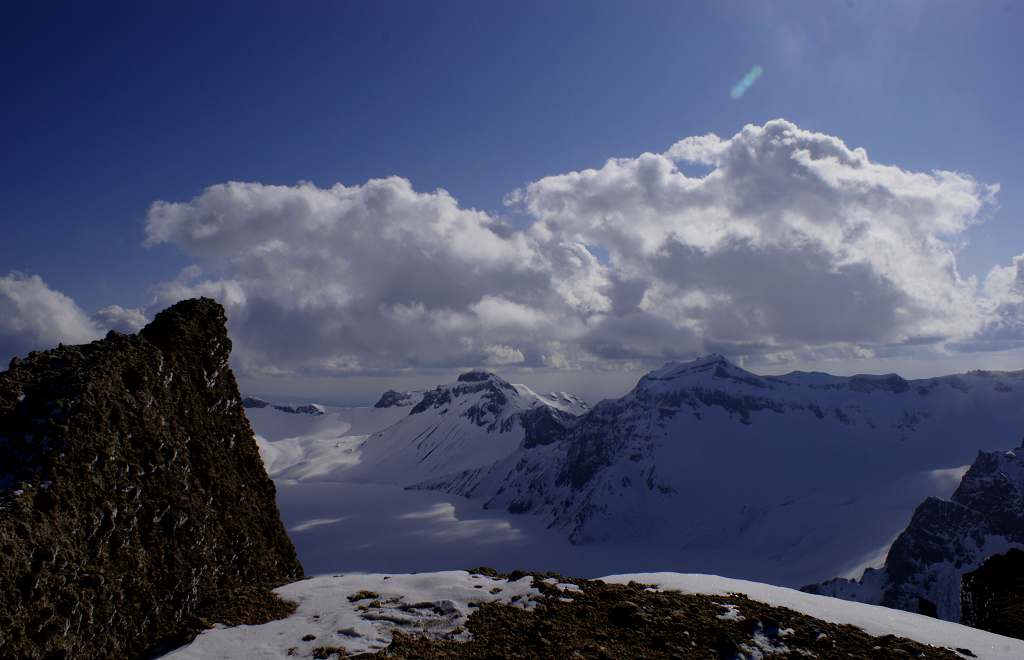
(961, 548, 1024, 639)
(373, 389, 419, 409)
(0, 298, 303, 659)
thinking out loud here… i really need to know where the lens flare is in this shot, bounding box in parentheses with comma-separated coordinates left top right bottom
(730, 65, 764, 100)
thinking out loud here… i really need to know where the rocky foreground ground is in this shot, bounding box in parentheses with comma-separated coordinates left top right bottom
(363, 570, 973, 660)
(166, 568, 1021, 659)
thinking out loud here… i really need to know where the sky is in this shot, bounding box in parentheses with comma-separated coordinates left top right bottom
(2, 1, 1023, 404)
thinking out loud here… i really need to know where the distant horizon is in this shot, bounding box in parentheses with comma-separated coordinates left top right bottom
(239, 348, 1024, 409)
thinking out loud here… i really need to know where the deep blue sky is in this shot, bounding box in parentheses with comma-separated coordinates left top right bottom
(2, 0, 1022, 314)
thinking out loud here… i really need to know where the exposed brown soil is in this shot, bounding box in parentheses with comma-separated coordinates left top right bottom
(360, 570, 971, 659)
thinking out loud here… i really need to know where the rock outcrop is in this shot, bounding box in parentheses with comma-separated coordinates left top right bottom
(961, 548, 1024, 639)
(372, 389, 420, 409)
(0, 298, 303, 659)
(242, 397, 324, 416)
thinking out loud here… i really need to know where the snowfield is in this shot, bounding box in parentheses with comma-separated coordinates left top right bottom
(160, 571, 1024, 660)
(249, 404, 411, 482)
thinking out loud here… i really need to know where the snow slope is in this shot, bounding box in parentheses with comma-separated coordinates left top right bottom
(419, 355, 1024, 586)
(514, 384, 589, 415)
(339, 371, 581, 486)
(160, 571, 1024, 660)
(250, 403, 414, 482)
(248, 372, 584, 488)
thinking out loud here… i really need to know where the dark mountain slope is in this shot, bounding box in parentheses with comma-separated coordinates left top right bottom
(962, 549, 1024, 640)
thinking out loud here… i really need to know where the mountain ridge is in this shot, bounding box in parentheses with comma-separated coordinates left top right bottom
(344, 371, 585, 486)
(410, 354, 1024, 586)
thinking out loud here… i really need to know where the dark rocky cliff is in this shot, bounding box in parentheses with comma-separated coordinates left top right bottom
(961, 548, 1024, 639)
(0, 298, 303, 659)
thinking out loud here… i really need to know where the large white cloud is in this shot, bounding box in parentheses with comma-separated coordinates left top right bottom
(93, 305, 149, 333)
(516, 119, 999, 360)
(133, 119, 1018, 376)
(144, 177, 609, 375)
(0, 272, 104, 362)
(967, 254, 1024, 352)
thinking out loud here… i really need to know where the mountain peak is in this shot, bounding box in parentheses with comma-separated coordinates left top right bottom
(643, 353, 745, 382)
(457, 370, 498, 383)
(689, 353, 732, 368)
(242, 396, 325, 415)
(453, 370, 517, 392)
(673, 353, 734, 369)
(410, 371, 516, 419)
(373, 389, 421, 409)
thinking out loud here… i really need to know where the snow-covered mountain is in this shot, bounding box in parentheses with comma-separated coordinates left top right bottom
(417, 355, 1024, 586)
(243, 396, 325, 416)
(518, 386, 590, 416)
(373, 389, 423, 409)
(250, 371, 585, 487)
(807, 440, 1024, 622)
(343, 371, 582, 486)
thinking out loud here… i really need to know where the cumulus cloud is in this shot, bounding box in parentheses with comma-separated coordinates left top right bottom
(964, 254, 1024, 352)
(483, 344, 526, 366)
(93, 305, 148, 333)
(516, 119, 999, 359)
(143, 177, 609, 375)
(0, 272, 104, 361)
(139, 120, 1019, 377)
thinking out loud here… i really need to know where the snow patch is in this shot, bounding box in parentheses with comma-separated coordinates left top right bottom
(159, 571, 540, 659)
(289, 517, 348, 533)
